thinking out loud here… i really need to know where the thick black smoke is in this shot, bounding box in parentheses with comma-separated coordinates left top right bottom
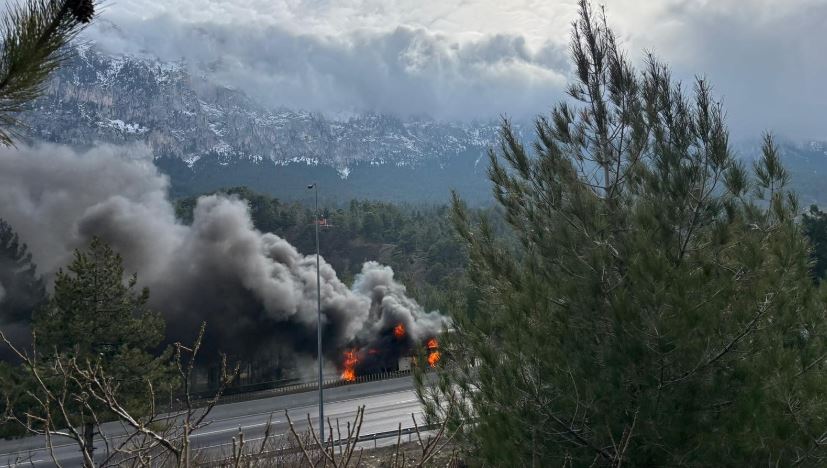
(0, 143, 447, 367)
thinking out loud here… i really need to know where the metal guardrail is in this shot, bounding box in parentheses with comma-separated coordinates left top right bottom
(354, 423, 439, 444)
(193, 422, 439, 466)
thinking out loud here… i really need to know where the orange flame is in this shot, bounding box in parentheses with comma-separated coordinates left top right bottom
(341, 368, 356, 381)
(426, 338, 440, 367)
(393, 323, 406, 339)
(341, 349, 358, 382)
(427, 351, 441, 367)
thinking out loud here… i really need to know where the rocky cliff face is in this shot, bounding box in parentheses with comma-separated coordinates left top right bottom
(21, 44, 501, 173)
(19, 45, 827, 205)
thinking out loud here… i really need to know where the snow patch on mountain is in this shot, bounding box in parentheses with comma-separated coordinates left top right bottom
(22, 44, 504, 172)
(98, 119, 149, 134)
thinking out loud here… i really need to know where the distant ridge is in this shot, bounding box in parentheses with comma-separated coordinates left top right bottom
(16, 45, 827, 206)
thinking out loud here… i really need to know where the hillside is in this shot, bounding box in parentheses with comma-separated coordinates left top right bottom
(19, 44, 506, 203)
(15, 45, 827, 206)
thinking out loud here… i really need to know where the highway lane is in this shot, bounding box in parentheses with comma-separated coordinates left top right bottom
(0, 375, 421, 467)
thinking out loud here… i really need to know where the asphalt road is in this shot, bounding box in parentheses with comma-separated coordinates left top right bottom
(0, 375, 420, 467)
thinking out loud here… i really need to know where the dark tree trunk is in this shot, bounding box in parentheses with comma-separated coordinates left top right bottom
(82, 421, 95, 467)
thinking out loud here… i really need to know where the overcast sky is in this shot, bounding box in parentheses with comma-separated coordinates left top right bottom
(83, 0, 827, 139)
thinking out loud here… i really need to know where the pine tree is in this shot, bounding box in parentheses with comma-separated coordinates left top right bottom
(0, 218, 46, 334)
(32, 238, 170, 461)
(34, 237, 165, 371)
(419, 1, 827, 465)
(0, 220, 46, 436)
(802, 204, 827, 280)
(0, 0, 95, 145)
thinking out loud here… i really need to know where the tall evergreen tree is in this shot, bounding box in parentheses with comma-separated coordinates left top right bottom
(802, 204, 827, 280)
(0, 220, 46, 437)
(34, 237, 166, 372)
(31, 238, 169, 461)
(419, 2, 827, 465)
(0, 218, 46, 334)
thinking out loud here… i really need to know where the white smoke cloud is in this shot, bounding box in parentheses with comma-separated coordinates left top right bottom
(0, 143, 447, 360)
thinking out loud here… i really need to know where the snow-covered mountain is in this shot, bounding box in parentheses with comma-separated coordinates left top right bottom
(18, 45, 827, 206)
(16, 45, 509, 203)
(21, 44, 501, 171)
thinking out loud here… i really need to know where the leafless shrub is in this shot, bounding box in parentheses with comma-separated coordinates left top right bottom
(1, 322, 459, 468)
(280, 406, 458, 468)
(1, 323, 239, 467)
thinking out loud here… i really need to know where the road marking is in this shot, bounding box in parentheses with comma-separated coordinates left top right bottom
(0, 386, 420, 463)
(191, 389, 419, 435)
(1, 458, 45, 468)
(191, 420, 281, 438)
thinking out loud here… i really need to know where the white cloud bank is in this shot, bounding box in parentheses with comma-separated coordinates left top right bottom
(67, 0, 827, 136)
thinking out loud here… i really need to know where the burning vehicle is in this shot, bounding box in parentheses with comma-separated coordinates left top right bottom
(339, 322, 442, 381)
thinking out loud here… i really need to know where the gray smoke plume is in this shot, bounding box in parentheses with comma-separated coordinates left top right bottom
(0, 143, 447, 366)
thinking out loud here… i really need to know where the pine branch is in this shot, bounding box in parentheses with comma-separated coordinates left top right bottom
(0, 0, 95, 145)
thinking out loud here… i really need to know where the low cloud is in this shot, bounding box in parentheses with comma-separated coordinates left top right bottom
(87, 16, 569, 121)
(73, 0, 827, 137)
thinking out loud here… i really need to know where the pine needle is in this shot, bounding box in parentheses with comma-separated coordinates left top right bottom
(0, 0, 95, 145)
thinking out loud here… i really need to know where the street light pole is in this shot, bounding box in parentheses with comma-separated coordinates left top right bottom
(307, 182, 324, 443)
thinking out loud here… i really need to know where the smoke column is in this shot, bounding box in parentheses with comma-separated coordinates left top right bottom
(0, 143, 447, 366)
